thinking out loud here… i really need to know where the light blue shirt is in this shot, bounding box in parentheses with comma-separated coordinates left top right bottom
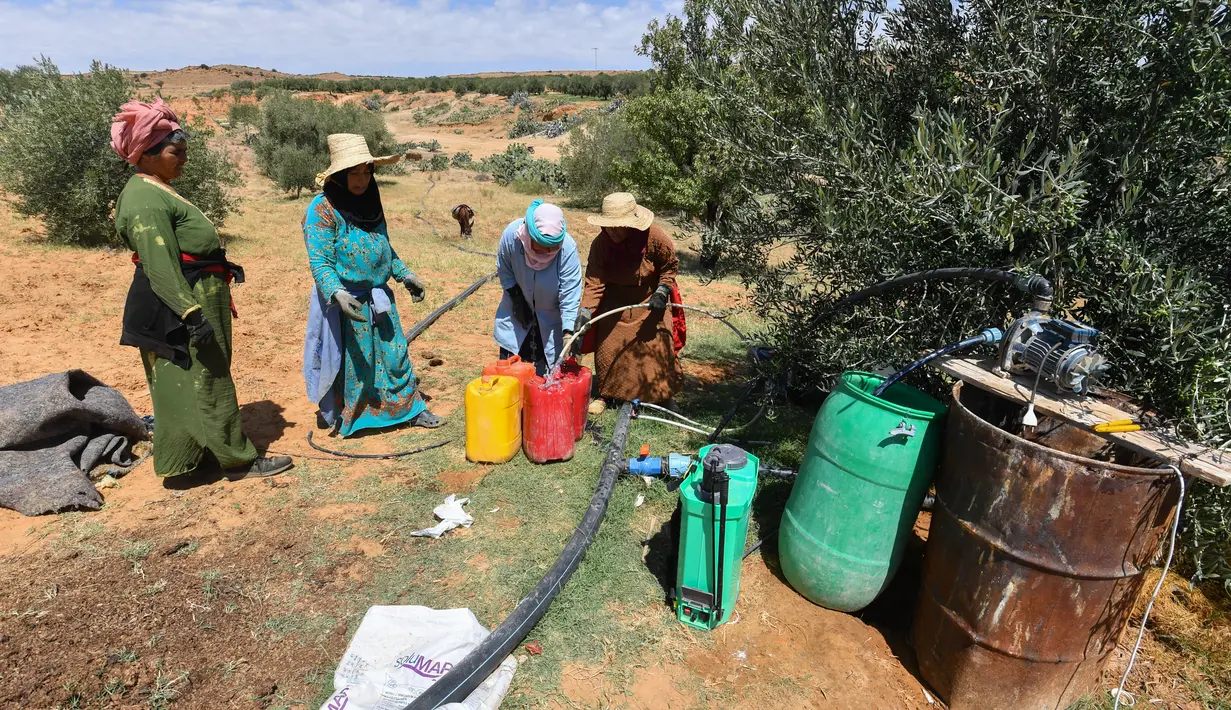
(492, 219, 582, 370)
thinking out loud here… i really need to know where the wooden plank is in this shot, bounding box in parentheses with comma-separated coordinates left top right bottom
(932, 356, 1231, 487)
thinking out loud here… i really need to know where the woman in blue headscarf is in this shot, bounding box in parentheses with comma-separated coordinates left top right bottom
(493, 200, 586, 375)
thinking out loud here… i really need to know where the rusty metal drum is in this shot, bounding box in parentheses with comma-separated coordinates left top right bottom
(914, 383, 1180, 710)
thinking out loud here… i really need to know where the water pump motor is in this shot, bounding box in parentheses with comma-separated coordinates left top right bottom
(997, 314, 1108, 395)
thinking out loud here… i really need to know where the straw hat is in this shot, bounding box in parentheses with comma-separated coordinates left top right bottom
(315, 133, 402, 187)
(586, 192, 654, 231)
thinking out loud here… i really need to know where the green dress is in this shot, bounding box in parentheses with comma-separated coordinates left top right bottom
(114, 175, 256, 477)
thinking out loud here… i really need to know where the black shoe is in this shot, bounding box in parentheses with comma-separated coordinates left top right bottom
(225, 455, 293, 481)
(410, 410, 445, 429)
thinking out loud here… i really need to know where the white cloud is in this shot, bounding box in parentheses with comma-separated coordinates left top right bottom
(0, 0, 673, 75)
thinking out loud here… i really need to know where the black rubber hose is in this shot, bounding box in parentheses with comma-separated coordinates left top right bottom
(306, 431, 451, 459)
(405, 402, 634, 710)
(404, 272, 498, 342)
(453, 244, 497, 258)
(871, 333, 992, 397)
(813, 268, 1052, 326)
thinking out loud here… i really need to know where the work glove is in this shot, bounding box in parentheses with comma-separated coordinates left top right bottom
(401, 272, 426, 303)
(183, 310, 216, 347)
(568, 308, 591, 357)
(574, 307, 592, 333)
(333, 290, 368, 322)
(648, 284, 672, 312)
(507, 285, 535, 327)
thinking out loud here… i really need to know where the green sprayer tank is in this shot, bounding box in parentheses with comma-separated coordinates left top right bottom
(676, 444, 759, 630)
(779, 371, 947, 612)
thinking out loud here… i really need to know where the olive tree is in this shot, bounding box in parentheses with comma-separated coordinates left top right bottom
(640, 0, 1231, 584)
(0, 59, 239, 246)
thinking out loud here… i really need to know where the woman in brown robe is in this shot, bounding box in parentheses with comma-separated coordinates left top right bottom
(582, 193, 683, 413)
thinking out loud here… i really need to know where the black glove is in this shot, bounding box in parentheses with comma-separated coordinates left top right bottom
(568, 308, 591, 357)
(183, 309, 216, 347)
(574, 307, 592, 333)
(333, 290, 368, 322)
(402, 272, 426, 303)
(507, 285, 535, 327)
(648, 284, 672, 311)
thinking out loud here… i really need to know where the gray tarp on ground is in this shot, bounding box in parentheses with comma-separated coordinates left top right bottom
(0, 370, 146, 516)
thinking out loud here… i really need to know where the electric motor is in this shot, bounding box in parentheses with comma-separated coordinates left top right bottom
(998, 314, 1108, 395)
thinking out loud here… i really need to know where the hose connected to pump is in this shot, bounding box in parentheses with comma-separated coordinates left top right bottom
(872, 327, 1004, 397)
(812, 268, 1053, 327)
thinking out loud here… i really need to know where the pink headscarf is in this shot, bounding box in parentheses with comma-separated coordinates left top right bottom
(515, 202, 566, 270)
(110, 99, 181, 165)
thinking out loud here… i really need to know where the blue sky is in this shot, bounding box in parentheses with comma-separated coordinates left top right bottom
(0, 0, 682, 75)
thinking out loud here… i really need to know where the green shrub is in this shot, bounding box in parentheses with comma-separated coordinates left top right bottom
(510, 178, 551, 195)
(270, 145, 319, 197)
(561, 90, 732, 220)
(423, 154, 449, 172)
(451, 151, 474, 169)
(0, 64, 43, 107)
(227, 102, 260, 131)
(477, 144, 566, 192)
(560, 111, 640, 206)
(251, 92, 401, 194)
(0, 58, 239, 246)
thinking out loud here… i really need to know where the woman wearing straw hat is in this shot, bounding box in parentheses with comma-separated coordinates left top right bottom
(493, 200, 585, 375)
(302, 134, 443, 437)
(582, 193, 684, 413)
(111, 99, 292, 480)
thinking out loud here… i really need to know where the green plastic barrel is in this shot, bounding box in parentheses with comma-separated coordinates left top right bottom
(779, 371, 947, 612)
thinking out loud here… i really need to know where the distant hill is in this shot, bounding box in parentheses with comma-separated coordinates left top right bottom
(121, 65, 638, 96)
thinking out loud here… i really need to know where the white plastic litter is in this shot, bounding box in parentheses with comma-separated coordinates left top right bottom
(319, 605, 517, 710)
(410, 495, 473, 538)
(634, 494, 645, 508)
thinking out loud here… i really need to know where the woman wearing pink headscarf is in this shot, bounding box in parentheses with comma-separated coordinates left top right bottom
(111, 99, 291, 481)
(493, 200, 585, 376)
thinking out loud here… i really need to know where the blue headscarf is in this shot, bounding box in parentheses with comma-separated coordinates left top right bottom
(524, 200, 567, 248)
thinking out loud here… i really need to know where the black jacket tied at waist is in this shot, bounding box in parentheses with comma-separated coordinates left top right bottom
(119, 249, 244, 369)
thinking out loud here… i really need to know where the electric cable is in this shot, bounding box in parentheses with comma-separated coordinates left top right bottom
(1111, 465, 1186, 710)
(306, 431, 451, 460)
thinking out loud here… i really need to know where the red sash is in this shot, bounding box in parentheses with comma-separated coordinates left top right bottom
(131, 252, 238, 318)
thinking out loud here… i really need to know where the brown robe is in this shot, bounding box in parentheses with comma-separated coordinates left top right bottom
(581, 225, 683, 402)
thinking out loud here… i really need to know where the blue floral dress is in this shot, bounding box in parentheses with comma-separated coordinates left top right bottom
(303, 194, 425, 437)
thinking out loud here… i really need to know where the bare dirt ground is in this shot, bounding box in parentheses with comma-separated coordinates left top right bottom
(0, 144, 937, 708)
(0, 72, 1226, 709)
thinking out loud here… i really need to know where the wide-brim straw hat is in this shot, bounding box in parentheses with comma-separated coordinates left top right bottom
(315, 133, 402, 187)
(587, 192, 654, 231)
